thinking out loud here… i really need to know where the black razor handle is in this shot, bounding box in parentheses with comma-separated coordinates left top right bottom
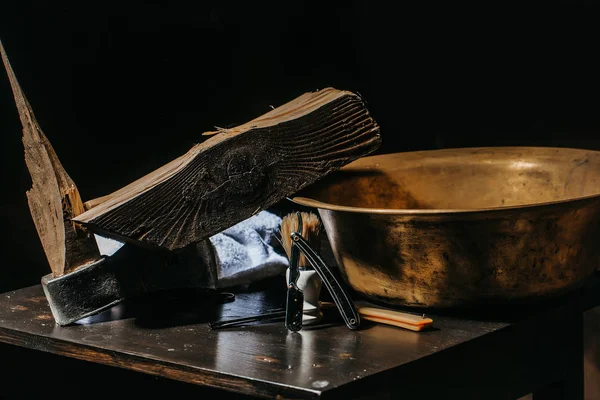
(291, 232, 361, 330)
(285, 237, 304, 332)
(285, 282, 304, 332)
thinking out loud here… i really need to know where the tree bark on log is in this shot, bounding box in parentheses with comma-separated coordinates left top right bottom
(74, 88, 381, 251)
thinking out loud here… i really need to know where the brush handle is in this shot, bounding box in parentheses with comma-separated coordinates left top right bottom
(291, 232, 360, 330)
(357, 307, 433, 332)
(320, 303, 433, 332)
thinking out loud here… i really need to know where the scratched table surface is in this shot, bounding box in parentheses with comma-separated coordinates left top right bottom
(0, 274, 599, 399)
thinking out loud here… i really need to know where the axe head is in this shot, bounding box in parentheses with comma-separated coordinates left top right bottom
(42, 235, 218, 325)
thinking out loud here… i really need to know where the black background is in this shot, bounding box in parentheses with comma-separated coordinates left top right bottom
(1, 2, 599, 293)
(0, 2, 600, 396)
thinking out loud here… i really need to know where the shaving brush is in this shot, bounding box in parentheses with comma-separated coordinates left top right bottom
(280, 212, 324, 325)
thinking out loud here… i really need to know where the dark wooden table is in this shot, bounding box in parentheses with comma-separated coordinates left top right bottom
(1, 274, 599, 399)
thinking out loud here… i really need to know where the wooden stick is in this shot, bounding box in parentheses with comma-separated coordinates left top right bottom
(1, 40, 100, 276)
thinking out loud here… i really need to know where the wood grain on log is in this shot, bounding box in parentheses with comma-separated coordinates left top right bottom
(75, 88, 381, 251)
(1, 40, 100, 276)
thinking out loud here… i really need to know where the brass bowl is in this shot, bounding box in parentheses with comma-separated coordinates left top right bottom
(291, 147, 600, 308)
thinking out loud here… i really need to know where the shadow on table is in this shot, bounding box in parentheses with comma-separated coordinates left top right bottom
(352, 275, 599, 325)
(75, 274, 288, 329)
(75, 273, 600, 332)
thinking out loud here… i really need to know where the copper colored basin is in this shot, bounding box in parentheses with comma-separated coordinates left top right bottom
(291, 147, 600, 308)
